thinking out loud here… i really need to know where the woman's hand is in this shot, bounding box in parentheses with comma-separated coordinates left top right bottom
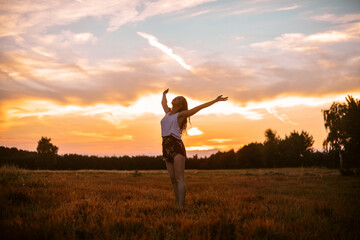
(215, 95, 228, 102)
(162, 89, 170, 113)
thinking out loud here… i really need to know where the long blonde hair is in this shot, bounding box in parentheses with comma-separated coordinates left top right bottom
(174, 96, 190, 134)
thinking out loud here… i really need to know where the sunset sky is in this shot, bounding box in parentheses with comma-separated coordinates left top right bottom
(1, 0, 360, 157)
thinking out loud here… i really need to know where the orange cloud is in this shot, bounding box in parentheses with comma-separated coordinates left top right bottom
(70, 131, 133, 141)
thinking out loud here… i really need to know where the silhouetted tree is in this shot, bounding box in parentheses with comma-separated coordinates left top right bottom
(37, 137, 58, 156)
(263, 129, 281, 167)
(236, 143, 264, 168)
(323, 95, 360, 168)
(279, 131, 314, 167)
(36, 137, 58, 169)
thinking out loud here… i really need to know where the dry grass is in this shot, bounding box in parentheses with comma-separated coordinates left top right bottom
(0, 166, 359, 240)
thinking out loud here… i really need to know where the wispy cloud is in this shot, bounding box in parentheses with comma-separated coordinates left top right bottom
(133, 0, 215, 21)
(304, 32, 349, 42)
(188, 9, 212, 17)
(107, 0, 216, 31)
(311, 13, 360, 24)
(226, 8, 256, 16)
(173, 9, 213, 21)
(251, 23, 360, 52)
(62, 31, 98, 45)
(251, 33, 316, 52)
(209, 139, 232, 143)
(186, 145, 215, 151)
(186, 143, 239, 152)
(275, 4, 300, 12)
(225, 2, 301, 16)
(266, 107, 298, 125)
(0, 0, 215, 37)
(71, 131, 133, 141)
(137, 32, 192, 71)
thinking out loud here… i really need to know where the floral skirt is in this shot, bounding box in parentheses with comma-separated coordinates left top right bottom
(162, 135, 187, 162)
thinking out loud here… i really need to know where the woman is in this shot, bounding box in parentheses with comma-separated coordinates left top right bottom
(161, 88, 228, 209)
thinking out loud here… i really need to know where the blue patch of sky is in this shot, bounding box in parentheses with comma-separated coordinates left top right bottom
(135, 0, 359, 50)
(133, 8, 317, 53)
(318, 0, 360, 13)
(99, 26, 148, 60)
(301, 0, 360, 19)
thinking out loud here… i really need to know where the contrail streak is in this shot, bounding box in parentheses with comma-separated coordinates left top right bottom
(137, 32, 192, 71)
(266, 107, 298, 125)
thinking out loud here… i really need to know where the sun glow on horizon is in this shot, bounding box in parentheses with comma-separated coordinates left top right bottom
(186, 145, 214, 151)
(4, 92, 360, 126)
(2, 91, 360, 155)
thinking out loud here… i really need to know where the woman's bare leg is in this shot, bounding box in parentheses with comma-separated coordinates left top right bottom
(173, 154, 186, 209)
(165, 160, 179, 204)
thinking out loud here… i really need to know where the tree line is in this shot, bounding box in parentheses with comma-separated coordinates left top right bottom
(1, 95, 359, 170)
(0, 130, 327, 170)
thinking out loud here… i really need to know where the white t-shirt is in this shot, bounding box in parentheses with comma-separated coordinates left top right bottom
(160, 112, 181, 139)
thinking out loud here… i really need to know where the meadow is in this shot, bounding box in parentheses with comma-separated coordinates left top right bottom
(0, 166, 359, 240)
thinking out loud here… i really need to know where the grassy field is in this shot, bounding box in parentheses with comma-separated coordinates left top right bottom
(0, 166, 359, 240)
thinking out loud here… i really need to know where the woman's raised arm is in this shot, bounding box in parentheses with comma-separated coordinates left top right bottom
(178, 95, 228, 119)
(161, 88, 170, 113)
